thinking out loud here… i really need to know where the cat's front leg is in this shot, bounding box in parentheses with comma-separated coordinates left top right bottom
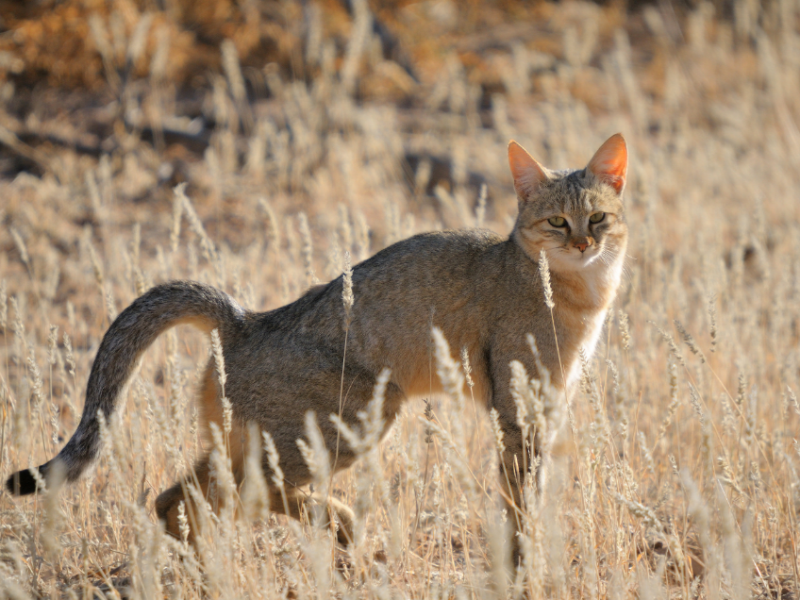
(492, 405, 532, 568)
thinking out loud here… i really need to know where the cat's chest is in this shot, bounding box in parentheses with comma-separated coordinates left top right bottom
(576, 256, 625, 308)
(557, 257, 625, 388)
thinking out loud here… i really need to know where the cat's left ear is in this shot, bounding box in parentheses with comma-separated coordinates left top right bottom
(508, 141, 550, 202)
(586, 134, 627, 195)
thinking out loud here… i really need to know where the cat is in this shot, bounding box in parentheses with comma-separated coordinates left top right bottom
(6, 134, 628, 554)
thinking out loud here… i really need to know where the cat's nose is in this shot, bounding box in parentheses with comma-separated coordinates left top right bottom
(573, 239, 592, 253)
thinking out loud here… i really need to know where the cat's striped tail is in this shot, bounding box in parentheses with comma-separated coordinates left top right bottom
(5, 281, 245, 496)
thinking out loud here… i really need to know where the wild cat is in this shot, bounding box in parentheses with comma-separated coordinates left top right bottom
(6, 134, 628, 550)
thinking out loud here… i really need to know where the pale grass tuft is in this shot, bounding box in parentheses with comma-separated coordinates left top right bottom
(241, 423, 270, 521)
(674, 319, 705, 363)
(210, 328, 232, 435)
(431, 327, 465, 404)
(0, 279, 7, 332)
(209, 328, 227, 390)
(613, 494, 662, 531)
(331, 367, 390, 458)
(657, 360, 680, 442)
(650, 321, 686, 367)
(10, 295, 25, 364)
(337, 204, 352, 254)
(787, 386, 800, 417)
(538, 249, 554, 309)
(475, 183, 487, 228)
(176, 183, 221, 282)
(296, 411, 331, 527)
(487, 504, 512, 599)
(177, 501, 190, 546)
(82, 227, 117, 319)
(208, 421, 237, 514)
(489, 407, 506, 455)
(617, 310, 631, 351)
(707, 294, 718, 352)
(331, 368, 392, 547)
(717, 454, 743, 495)
(342, 250, 354, 324)
(735, 370, 747, 407)
(96, 409, 120, 480)
(47, 325, 58, 366)
(461, 345, 474, 390)
(262, 430, 285, 491)
(297, 212, 319, 286)
(170, 190, 183, 254)
(720, 392, 737, 436)
(40, 459, 66, 557)
(62, 332, 76, 378)
(258, 197, 281, 253)
(637, 431, 655, 475)
(26, 347, 44, 411)
(9, 227, 30, 273)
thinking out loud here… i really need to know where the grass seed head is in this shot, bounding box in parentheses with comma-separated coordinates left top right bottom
(538, 249, 554, 309)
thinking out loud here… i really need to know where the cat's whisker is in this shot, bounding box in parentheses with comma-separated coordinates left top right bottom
(597, 249, 616, 266)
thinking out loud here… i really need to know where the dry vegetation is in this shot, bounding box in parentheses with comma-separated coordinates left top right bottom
(1, 0, 800, 598)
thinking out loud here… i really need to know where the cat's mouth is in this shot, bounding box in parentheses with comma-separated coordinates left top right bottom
(575, 244, 601, 260)
(572, 247, 602, 266)
(544, 243, 604, 271)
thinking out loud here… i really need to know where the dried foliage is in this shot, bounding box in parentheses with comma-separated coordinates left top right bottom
(1, 1, 800, 599)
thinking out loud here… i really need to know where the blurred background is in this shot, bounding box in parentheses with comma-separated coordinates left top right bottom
(1, 0, 794, 258)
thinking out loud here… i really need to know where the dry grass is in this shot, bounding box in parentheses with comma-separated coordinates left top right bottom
(2, 1, 800, 598)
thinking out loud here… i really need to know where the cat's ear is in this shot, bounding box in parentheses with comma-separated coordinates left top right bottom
(508, 141, 549, 201)
(586, 134, 627, 195)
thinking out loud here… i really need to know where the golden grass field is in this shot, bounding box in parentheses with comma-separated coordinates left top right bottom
(1, 1, 800, 598)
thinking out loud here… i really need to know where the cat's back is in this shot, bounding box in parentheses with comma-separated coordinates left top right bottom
(349, 228, 528, 318)
(356, 228, 505, 282)
(251, 228, 521, 349)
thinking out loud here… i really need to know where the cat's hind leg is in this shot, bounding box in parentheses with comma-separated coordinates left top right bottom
(156, 362, 247, 542)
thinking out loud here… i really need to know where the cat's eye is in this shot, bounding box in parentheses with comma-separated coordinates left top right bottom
(589, 212, 606, 224)
(548, 216, 567, 227)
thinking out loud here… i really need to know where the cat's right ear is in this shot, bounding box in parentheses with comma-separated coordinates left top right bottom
(508, 141, 549, 202)
(586, 133, 627, 195)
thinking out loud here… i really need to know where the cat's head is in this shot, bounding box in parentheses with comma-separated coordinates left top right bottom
(508, 134, 628, 272)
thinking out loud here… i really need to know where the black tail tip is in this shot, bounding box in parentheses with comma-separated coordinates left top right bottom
(5, 469, 42, 496)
